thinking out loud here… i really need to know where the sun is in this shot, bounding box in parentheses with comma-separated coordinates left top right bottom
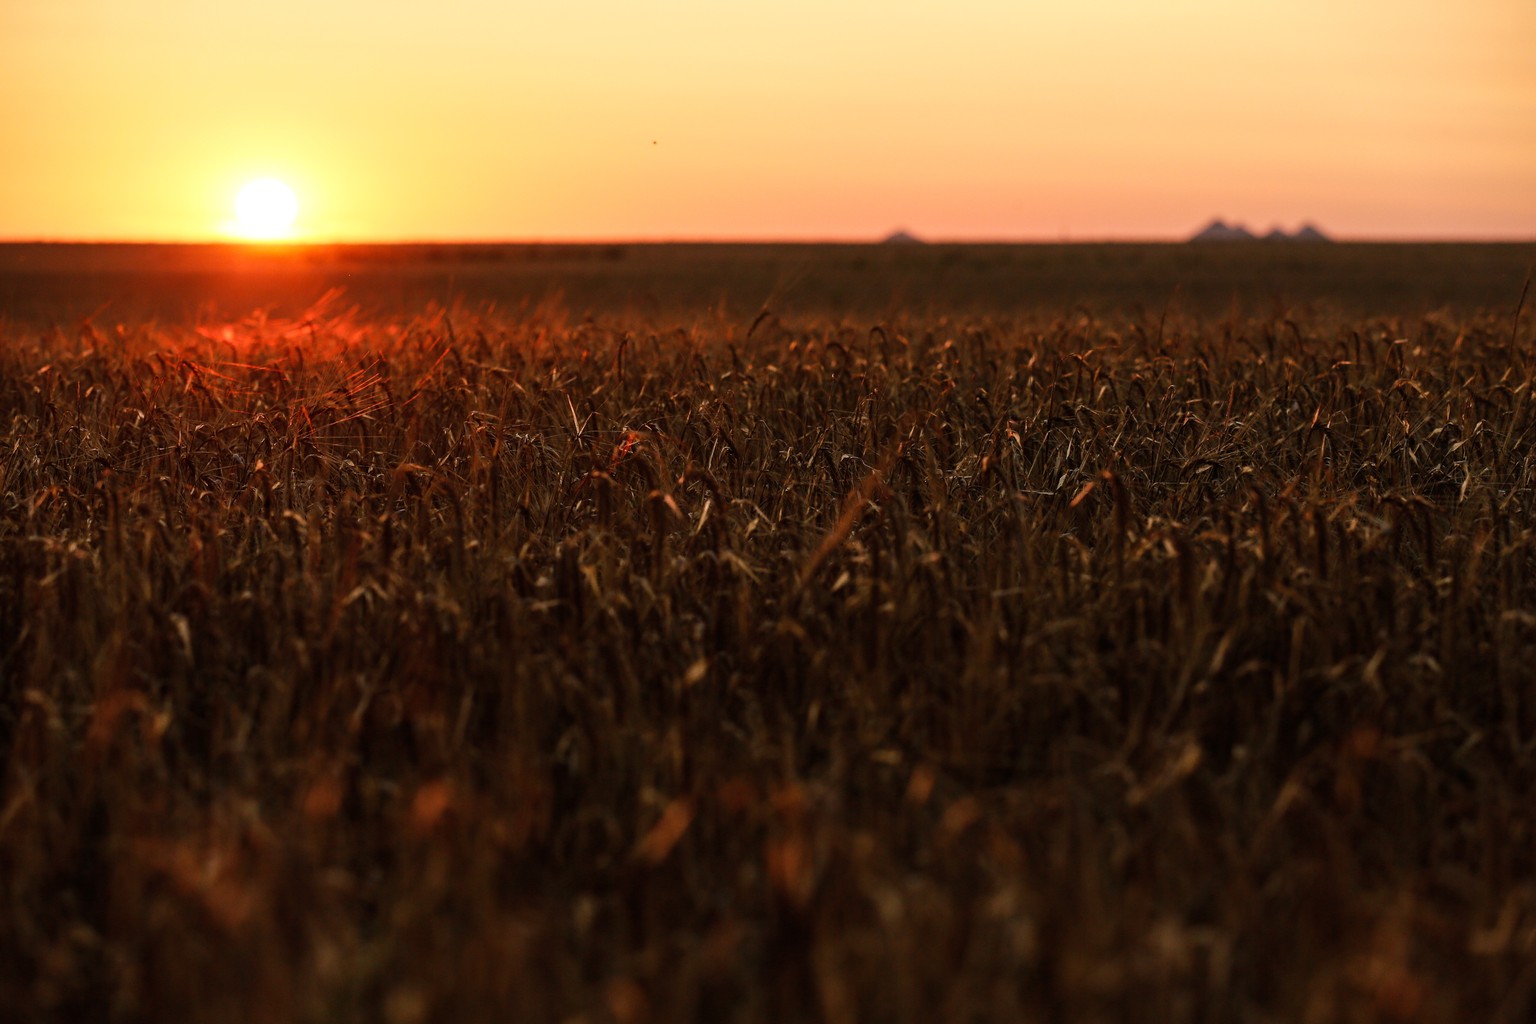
(232, 178, 299, 240)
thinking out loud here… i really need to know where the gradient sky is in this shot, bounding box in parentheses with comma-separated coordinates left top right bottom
(3, 0, 1533, 241)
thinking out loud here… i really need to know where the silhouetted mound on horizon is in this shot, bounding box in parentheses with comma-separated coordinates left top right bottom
(881, 229, 924, 245)
(1192, 219, 1256, 242)
(1191, 219, 1330, 242)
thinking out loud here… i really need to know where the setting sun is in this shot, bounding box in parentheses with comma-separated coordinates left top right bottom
(232, 178, 298, 240)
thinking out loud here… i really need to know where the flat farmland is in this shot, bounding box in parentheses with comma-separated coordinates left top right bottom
(2, 242, 1535, 1022)
(2, 241, 1531, 323)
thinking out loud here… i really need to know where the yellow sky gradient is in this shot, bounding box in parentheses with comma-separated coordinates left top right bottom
(2, 0, 1533, 241)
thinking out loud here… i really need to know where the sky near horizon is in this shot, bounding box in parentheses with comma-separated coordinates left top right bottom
(2, 0, 1533, 242)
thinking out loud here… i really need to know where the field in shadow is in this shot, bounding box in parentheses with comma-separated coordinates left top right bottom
(1, 246, 1534, 1020)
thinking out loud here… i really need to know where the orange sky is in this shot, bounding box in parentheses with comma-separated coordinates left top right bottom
(2, 0, 1533, 241)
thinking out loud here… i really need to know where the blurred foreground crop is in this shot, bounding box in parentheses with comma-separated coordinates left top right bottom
(2, 249, 1535, 1021)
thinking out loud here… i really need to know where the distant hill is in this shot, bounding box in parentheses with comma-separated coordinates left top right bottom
(881, 229, 924, 245)
(1191, 219, 1256, 242)
(1191, 219, 1330, 243)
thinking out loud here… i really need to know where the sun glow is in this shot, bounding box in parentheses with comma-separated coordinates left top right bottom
(232, 178, 299, 240)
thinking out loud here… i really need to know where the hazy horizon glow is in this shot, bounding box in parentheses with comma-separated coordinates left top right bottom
(2, 0, 1533, 242)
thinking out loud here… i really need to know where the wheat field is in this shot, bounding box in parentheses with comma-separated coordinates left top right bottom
(2, 243, 1534, 1022)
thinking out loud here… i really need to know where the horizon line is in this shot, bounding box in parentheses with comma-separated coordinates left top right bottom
(3, 234, 1535, 247)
